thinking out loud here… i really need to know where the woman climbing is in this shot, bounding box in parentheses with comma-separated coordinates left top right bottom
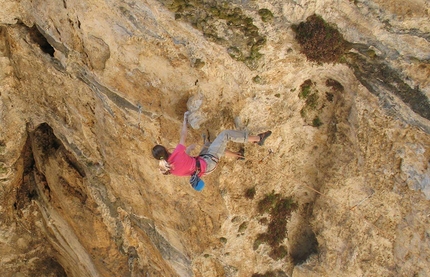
(152, 111, 272, 191)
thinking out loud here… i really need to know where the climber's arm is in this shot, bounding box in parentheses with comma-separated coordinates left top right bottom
(179, 111, 190, 145)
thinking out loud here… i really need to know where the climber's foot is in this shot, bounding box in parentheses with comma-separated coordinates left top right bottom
(257, 131, 272, 146)
(237, 148, 245, 160)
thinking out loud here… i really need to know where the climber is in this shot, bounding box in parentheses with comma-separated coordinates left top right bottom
(152, 111, 272, 191)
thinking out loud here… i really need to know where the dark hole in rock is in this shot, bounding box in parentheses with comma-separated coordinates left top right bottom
(33, 123, 61, 153)
(29, 25, 55, 57)
(14, 133, 38, 212)
(33, 256, 68, 277)
(290, 223, 318, 265)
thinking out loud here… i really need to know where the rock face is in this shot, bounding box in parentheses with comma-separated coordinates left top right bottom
(1, 0, 429, 276)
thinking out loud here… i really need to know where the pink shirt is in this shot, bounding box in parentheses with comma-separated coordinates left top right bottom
(168, 144, 207, 177)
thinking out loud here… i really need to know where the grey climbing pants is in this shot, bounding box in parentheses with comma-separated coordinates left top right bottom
(199, 130, 249, 174)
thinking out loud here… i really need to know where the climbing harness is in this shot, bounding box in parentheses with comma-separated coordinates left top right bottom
(199, 154, 219, 175)
(190, 158, 204, 191)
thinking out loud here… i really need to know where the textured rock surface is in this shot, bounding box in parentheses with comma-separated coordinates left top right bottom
(1, 0, 429, 276)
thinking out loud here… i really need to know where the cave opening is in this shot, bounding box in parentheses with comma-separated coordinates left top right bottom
(290, 224, 319, 265)
(9, 123, 69, 277)
(289, 202, 319, 265)
(29, 25, 55, 57)
(14, 128, 37, 212)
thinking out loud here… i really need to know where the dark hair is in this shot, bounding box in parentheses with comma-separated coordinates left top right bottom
(152, 145, 169, 160)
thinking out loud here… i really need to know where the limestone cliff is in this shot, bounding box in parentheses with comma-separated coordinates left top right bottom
(0, 0, 429, 276)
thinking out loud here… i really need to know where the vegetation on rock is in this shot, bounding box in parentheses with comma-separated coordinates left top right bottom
(254, 191, 297, 260)
(292, 14, 350, 63)
(159, 0, 267, 69)
(293, 14, 430, 123)
(258, 8, 274, 23)
(299, 79, 323, 127)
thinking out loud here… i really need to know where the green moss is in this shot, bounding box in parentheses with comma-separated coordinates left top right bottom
(209, 6, 219, 16)
(250, 49, 263, 59)
(252, 75, 263, 84)
(160, 0, 266, 70)
(253, 233, 267, 250)
(257, 191, 280, 214)
(238, 222, 248, 233)
(366, 49, 377, 58)
(305, 93, 319, 110)
(266, 197, 297, 247)
(193, 58, 205, 69)
(227, 46, 243, 60)
(251, 38, 266, 55)
(299, 79, 313, 99)
(298, 79, 325, 126)
(299, 86, 311, 99)
(0, 164, 7, 174)
(258, 9, 274, 22)
(244, 56, 260, 70)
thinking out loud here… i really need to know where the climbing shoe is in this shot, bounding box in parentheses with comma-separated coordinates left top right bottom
(257, 131, 272, 146)
(237, 148, 245, 160)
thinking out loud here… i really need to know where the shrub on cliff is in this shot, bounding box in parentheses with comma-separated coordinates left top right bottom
(292, 14, 350, 63)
